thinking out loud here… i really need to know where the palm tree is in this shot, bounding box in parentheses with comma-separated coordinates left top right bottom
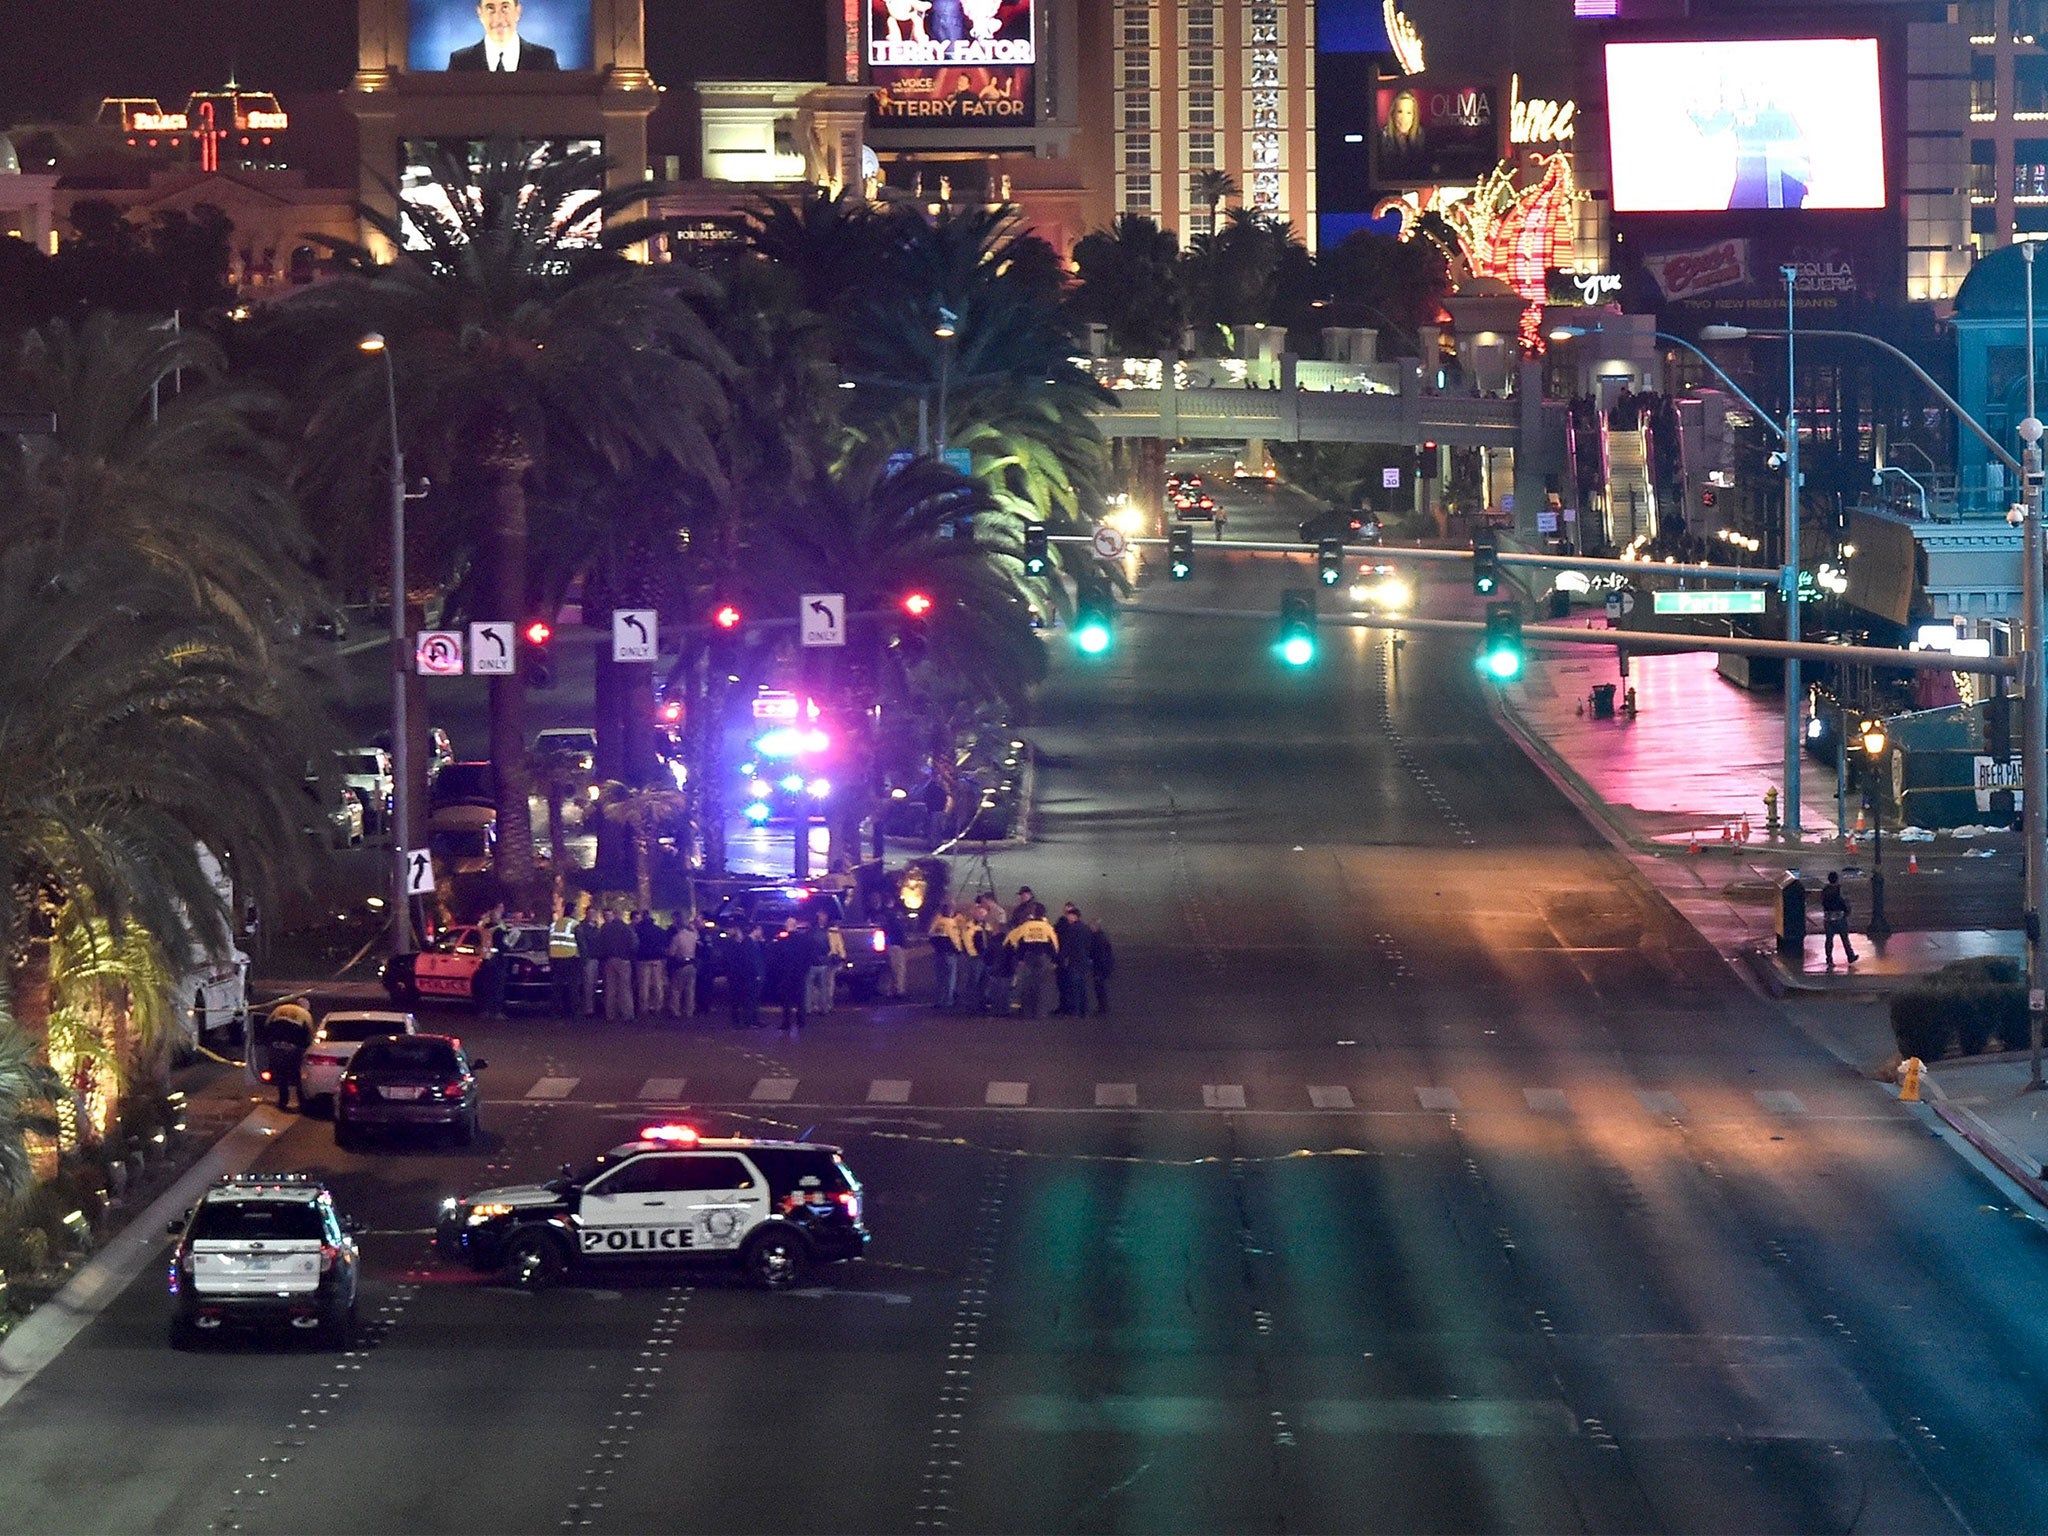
(283, 142, 730, 908)
(596, 781, 689, 910)
(530, 747, 591, 897)
(0, 1014, 59, 1197)
(1071, 216, 1185, 357)
(1191, 169, 1237, 233)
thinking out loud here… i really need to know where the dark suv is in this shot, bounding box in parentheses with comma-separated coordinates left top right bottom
(336, 1033, 486, 1149)
(167, 1174, 360, 1347)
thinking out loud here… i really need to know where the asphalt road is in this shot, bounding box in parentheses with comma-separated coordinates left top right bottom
(7, 467, 2048, 1534)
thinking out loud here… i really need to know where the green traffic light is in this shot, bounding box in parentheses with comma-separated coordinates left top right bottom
(1280, 634, 1316, 667)
(1481, 646, 1522, 680)
(1075, 621, 1112, 655)
(1170, 559, 1192, 580)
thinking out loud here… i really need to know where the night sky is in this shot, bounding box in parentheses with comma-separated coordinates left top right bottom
(1, 1, 827, 125)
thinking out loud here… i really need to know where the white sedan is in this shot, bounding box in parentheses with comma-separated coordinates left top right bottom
(301, 1010, 417, 1113)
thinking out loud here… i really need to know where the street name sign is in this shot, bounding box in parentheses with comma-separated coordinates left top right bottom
(1651, 590, 1767, 617)
(802, 593, 846, 647)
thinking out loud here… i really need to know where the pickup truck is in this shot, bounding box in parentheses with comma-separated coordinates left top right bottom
(703, 887, 896, 999)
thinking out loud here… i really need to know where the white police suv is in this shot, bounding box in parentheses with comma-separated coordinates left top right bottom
(436, 1124, 868, 1290)
(167, 1173, 360, 1347)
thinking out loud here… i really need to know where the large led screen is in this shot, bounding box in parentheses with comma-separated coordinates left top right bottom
(868, 0, 1035, 126)
(398, 140, 603, 251)
(1605, 39, 1886, 213)
(408, 0, 592, 73)
(1373, 81, 1500, 188)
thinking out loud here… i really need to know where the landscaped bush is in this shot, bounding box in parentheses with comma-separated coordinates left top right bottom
(1891, 958, 2031, 1061)
(1890, 987, 1958, 1062)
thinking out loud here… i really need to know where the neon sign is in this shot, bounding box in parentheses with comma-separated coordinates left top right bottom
(1508, 74, 1575, 145)
(1383, 1, 1424, 75)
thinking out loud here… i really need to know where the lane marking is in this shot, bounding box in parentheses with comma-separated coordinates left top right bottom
(1524, 1088, 1570, 1114)
(1095, 1083, 1139, 1108)
(1203, 1084, 1247, 1110)
(868, 1079, 913, 1104)
(751, 1077, 798, 1102)
(638, 1077, 687, 1101)
(524, 1076, 579, 1100)
(1308, 1085, 1355, 1110)
(1416, 1086, 1462, 1112)
(986, 1081, 1030, 1107)
(1755, 1090, 1808, 1115)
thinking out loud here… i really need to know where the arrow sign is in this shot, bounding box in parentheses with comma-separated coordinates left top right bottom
(414, 631, 464, 676)
(612, 609, 658, 663)
(469, 621, 515, 675)
(801, 593, 846, 648)
(405, 848, 436, 895)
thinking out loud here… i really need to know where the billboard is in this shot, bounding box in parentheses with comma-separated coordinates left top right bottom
(1605, 39, 1886, 213)
(408, 0, 592, 73)
(1620, 231, 1885, 321)
(868, 0, 1035, 126)
(1373, 81, 1500, 188)
(398, 140, 603, 250)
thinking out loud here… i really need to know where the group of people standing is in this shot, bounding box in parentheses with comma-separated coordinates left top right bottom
(926, 885, 1115, 1018)
(552, 903, 701, 1022)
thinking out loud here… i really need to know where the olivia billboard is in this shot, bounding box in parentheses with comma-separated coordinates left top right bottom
(1605, 38, 1887, 213)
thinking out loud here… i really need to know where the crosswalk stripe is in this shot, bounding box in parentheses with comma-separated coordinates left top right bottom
(1524, 1088, 1570, 1114)
(986, 1081, 1029, 1107)
(751, 1077, 798, 1102)
(1307, 1085, 1354, 1110)
(867, 1079, 912, 1104)
(1415, 1087, 1461, 1112)
(1203, 1084, 1247, 1110)
(1755, 1090, 1807, 1115)
(1095, 1083, 1138, 1107)
(638, 1078, 687, 1101)
(1635, 1090, 1685, 1118)
(524, 1077, 578, 1100)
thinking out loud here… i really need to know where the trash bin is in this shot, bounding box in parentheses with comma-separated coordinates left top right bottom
(1548, 588, 1571, 619)
(1590, 683, 1617, 719)
(1775, 871, 1807, 955)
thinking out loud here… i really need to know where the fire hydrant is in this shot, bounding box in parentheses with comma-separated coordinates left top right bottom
(1898, 1056, 1924, 1103)
(1764, 786, 1781, 837)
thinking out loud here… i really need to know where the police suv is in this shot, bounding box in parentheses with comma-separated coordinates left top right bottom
(167, 1173, 361, 1348)
(437, 1124, 868, 1290)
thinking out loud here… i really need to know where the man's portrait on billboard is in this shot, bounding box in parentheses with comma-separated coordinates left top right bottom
(409, 0, 591, 73)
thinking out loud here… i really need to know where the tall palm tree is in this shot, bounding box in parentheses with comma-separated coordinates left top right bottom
(1071, 215, 1185, 357)
(283, 142, 730, 907)
(0, 1014, 59, 1197)
(1191, 169, 1238, 232)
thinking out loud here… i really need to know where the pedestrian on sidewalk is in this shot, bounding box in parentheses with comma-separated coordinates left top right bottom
(1053, 903, 1093, 1016)
(1821, 871, 1858, 967)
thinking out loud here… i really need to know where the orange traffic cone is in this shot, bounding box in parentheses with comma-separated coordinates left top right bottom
(1687, 832, 1701, 855)
(1739, 817, 1752, 844)
(1721, 822, 1734, 844)
(1908, 853, 1920, 874)
(1856, 806, 1868, 832)
(1846, 831, 1859, 853)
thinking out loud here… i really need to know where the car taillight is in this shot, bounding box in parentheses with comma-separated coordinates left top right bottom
(341, 1080, 360, 1097)
(259, 1069, 274, 1083)
(837, 1191, 861, 1222)
(320, 1242, 339, 1273)
(440, 1079, 465, 1099)
(870, 930, 887, 953)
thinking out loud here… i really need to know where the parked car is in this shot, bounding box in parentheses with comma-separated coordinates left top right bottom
(335, 1033, 486, 1149)
(335, 748, 394, 836)
(427, 805, 496, 876)
(371, 726, 455, 780)
(430, 760, 495, 812)
(532, 727, 597, 775)
(300, 1010, 417, 1114)
(704, 887, 895, 998)
(303, 780, 365, 849)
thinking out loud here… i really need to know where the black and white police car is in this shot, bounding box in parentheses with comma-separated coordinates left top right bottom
(167, 1173, 361, 1348)
(436, 1124, 868, 1290)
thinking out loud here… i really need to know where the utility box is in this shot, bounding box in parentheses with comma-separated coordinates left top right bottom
(1590, 683, 1617, 719)
(1775, 872, 1807, 955)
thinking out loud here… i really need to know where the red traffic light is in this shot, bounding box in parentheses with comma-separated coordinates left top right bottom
(522, 619, 552, 646)
(901, 591, 934, 618)
(712, 603, 743, 630)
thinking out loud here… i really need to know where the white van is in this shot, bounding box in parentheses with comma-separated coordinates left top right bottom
(174, 846, 250, 1057)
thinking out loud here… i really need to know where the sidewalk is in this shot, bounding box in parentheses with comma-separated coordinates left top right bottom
(1499, 641, 2024, 994)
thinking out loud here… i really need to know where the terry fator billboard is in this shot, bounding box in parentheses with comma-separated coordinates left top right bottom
(868, 0, 1036, 126)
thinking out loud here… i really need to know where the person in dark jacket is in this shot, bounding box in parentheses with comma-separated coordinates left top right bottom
(1089, 919, 1115, 1014)
(633, 910, 669, 1017)
(1053, 903, 1094, 1016)
(573, 905, 602, 1016)
(473, 930, 511, 1020)
(263, 1003, 314, 1110)
(766, 918, 809, 1033)
(729, 924, 766, 1029)
(1820, 871, 1857, 966)
(597, 909, 637, 1020)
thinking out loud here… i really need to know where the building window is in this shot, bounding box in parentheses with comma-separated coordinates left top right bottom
(1250, 48, 1281, 89)
(1187, 50, 1214, 88)
(1249, 4, 1279, 43)
(1122, 176, 1154, 213)
(1251, 130, 1280, 169)
(1187, 131, 1216, 168)
(1184, 6, 1214, 47)
(1965, 0, 1996, 42)
(2016, 0, 2048, 43)
(1974, 140, 2000, 203)
(1118, 9, 1150, 47)
(1186, 90, 1215, 130)
(1121, 50, 1152, 90)
(1251, 90, 1280, 130)
(1124, 96, 1152, 133)
(2019, 56, 2048, 118)
(1974, 55, 2000, 122)
(1123, 134, 1154, 171)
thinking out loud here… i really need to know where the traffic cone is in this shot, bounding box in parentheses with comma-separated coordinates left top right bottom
(1856, 806, 1868, 832)
(1687, 832, 1701, 855)
(1908, 853, 1920, 874)
(1845, 831, 1859, 853)
(1721, 822, 1734, 844)
(1739, 817, 1752, 844)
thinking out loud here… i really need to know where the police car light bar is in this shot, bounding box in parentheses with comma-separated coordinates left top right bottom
(639, 1123, 700, 1144)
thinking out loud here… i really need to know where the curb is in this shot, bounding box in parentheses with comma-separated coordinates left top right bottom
(0, 1103, 292, 1414)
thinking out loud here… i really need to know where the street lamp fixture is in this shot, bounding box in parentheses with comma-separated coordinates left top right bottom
(359, 332, 387, 355)
(934, 306, 959, 340)
(1859, 720, 1888, 758)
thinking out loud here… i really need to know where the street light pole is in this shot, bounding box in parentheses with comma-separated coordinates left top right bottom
(1780, 265, 1803, 840)
(362, 334, 414, 961)
(2023, 245, 2047, 1088)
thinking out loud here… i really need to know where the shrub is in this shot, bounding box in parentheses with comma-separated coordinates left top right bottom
(1932, 957, 2023, 988)
(1890, 987, 1957, 1062)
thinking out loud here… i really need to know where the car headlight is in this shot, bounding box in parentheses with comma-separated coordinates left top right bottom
(467, 1202, 513, 1223)
(1378, 579, 1413, 611)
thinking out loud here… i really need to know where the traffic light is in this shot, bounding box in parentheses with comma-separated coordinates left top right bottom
(1472, 531, 1500, 597)
(1417, 441, 1439, 480)
(709, 599, 743, 675)
(1317, 536, 1344, 587)
(1277, 589, 1317, 667)
(519, 618, 554, 687)
(711, 601, 743, 632)
(1023, 522, 1050, 576)
(1479, 601, 1523, 681)
(1168, 524, 1194, 580)
(900, 590, 935, 619)
(898, 590, 934, 663)
(1072, 594, 1113, 656)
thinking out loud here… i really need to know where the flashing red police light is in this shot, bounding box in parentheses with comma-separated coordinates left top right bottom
(901, 591, 935, 618)
(522, 619, 552, 647)
(638, 1123, 700, 1144)
(712, 603, 743, 631)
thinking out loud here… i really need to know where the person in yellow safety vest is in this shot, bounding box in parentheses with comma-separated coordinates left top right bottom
(548, 898, 583, 1016)
(929, 903, 965, 1011)
(1003, 904, 1059, 1017)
